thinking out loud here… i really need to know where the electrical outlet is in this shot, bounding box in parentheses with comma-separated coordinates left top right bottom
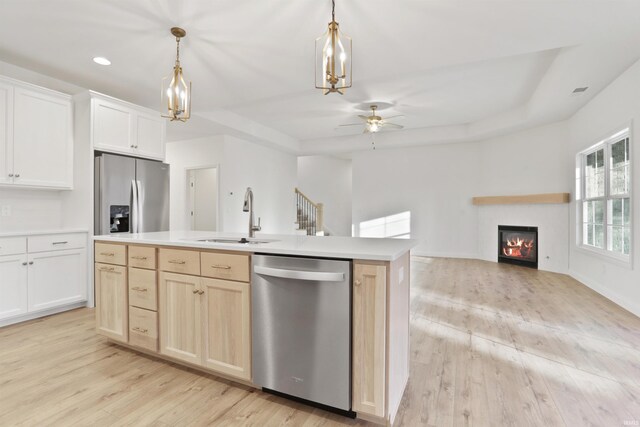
(1, 205, 11, 217)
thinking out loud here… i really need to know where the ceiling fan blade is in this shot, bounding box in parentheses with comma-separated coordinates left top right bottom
(357, 115, 370, 120)
(338, 123, 364, 127)
(383, 115, 405, 120)
(383, 122, 404, 129)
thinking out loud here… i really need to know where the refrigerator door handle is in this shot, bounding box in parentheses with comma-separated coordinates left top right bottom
(136, 180, 143, 233)
(130, 179, 139, 233)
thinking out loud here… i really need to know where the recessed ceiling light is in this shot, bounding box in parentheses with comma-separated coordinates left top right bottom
(93, 57, 111, 66)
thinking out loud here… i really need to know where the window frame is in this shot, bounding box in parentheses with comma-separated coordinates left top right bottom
(576, 127, 633, 265)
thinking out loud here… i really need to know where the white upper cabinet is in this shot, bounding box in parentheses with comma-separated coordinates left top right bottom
(92, 98, 134, 153)
(91, 93, 166, 161)
(0, 81, 13, 186)
(0, 76, 73, 190)
(13, 87, 73, 188)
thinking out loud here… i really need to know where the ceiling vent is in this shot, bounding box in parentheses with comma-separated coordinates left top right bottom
(572, 87, 589, 94)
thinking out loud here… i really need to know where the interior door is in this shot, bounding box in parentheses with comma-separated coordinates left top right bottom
(136, 159, 170, 232)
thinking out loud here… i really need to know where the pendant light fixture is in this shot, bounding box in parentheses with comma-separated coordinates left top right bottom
(315, 0, 352, 95)
(161, 27, 191, 122)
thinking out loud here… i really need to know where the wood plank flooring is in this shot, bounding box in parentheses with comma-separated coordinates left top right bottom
(2, 257, 640, 426)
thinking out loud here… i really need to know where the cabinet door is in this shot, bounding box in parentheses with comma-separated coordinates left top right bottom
(95, 263, 128, 342)
(28, 249, 87, 312)
(135, 113, 165, 160)
(353, 263, 387, 417)
(92, 98, 134, 154)
(201, 278, 251, 380)
(12, 87, 72, 188)
(159, 272, 202, 365)
(0, 255, 28, 320)
(0, 81, 13, 185)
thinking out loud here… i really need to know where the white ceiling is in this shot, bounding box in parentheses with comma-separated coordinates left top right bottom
(1, 1, 640, 153)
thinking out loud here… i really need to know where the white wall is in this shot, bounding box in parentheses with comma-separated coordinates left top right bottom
(166, 135, 297, 235)
(567, 58, 640, 316)
(221, 136, 297, 234)
(352, 121, 571, 270)
(297, 155, 352, 236)
(166, 136, 225, 231)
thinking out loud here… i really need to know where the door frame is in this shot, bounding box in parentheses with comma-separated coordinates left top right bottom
(186, 164, 220, 232)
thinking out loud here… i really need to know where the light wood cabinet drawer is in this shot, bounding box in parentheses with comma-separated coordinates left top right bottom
(0, 237, 26, 256)
(28, 233, 86, 253)
(159, 248, 200, 276)
(129, 306, 158, 352)
(201, 252, 250, 282)
(95, 243, 126, 266)
(128, 245, 156, 270)
(129, 267, 157, 311)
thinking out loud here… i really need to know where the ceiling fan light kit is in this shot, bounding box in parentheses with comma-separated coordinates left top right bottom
(315, 0, 352, 95)
(161, 26, 191, 122)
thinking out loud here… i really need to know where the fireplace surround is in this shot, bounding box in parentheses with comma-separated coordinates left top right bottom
(498, 225, 538, 269)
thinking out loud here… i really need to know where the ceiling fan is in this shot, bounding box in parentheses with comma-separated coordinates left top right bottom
(339, 105, 404, 133)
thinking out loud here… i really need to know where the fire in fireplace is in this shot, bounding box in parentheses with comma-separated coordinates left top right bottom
(498, 225, 538, 269)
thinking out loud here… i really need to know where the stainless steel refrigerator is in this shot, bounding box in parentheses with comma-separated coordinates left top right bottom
(94, 153, 170, 235)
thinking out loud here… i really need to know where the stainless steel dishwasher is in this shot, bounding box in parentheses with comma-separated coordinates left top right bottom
(252, 254, 353, 414)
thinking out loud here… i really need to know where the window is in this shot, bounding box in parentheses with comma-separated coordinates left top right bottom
(577, 128, 632, 260)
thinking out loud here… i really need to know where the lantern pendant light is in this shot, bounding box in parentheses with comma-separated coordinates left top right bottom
(315, 0, 352, 95)
(161, 27, 191, 122)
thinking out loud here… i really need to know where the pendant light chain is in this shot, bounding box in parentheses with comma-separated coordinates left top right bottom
(175, 36, 181, 64)
(332, 0, 335, 22)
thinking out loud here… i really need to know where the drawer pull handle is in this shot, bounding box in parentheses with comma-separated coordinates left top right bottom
(100, 252, 115, 257)
(198, 290, 204, 295)
(132, 327, 148, 333)
(52, 241, 68, 245)
(131, 287, 148, 292)
(168, 259, 186, 265)
(192, 289, 199, 294)
(99, 266, 115, 272)
(131, 256, 148, 260)
(211, 265, 231, 270)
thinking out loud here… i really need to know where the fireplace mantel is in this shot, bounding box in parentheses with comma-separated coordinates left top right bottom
(472, 193, 570, 206)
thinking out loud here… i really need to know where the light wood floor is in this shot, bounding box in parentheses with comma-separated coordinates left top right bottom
(1, 257, 640, 426)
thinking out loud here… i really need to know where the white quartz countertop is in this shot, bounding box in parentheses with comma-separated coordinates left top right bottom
(0, 229, 88, 238)
(94, 231, 417, 261)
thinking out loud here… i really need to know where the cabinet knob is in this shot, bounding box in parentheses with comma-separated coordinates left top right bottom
(22, 262, 27, 266)
(192, 289, 199, 294)
(14, 174, 20, 178)
(28, 261, 33, 265)
(8, 173, 13, 177)
(354, 280, 361, 286)
(198, 290, 204, 295)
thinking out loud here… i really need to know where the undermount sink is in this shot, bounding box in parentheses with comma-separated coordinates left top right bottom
(196, 238, 277, 245)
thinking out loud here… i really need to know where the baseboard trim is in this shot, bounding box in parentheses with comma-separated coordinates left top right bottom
(411, 250, 478, 260)
(569, 270, 640, 318)
(0, 301, 88, 328)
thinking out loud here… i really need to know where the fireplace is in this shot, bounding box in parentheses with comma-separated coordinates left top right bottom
(498, 225, 538, 269)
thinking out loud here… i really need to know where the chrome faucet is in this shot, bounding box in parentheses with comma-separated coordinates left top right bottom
(243, 187, 261, 238)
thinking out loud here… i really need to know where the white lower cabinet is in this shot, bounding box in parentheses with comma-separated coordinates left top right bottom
(0, 254, 28, 320)
(27, 249, 87, 312)
(0, 232, 88, 326)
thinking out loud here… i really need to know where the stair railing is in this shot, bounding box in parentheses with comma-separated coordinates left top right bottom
(295, 188, 324, 236)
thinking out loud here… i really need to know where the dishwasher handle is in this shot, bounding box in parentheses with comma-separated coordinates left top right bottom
(254, 265, 345, 282)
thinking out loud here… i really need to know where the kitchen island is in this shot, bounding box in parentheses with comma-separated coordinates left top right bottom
(93, 231, 415, 426)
